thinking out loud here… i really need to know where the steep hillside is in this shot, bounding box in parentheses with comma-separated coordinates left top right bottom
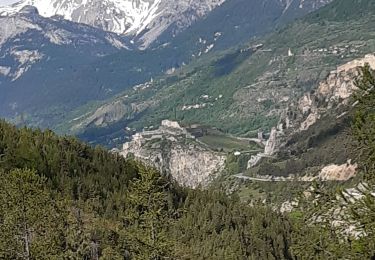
(0, 119, 297, 259)
(0, 0, 332, 130)
(0, 6, 197, 129)
(152, 0, 332, 52)
(66, 0, 375, 147)
(0, 6, 134, 127)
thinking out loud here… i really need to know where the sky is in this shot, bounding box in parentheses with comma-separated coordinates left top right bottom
(0, 0, 20, 6)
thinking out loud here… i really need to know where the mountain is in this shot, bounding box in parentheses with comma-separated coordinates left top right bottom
(62, 0, 375, 187)
(0, 0, 332, 48)
(1, 0, 375, 257)
(0, 0, 332, 130)
(0, 6, 137, 127)
(151, 0, 332, 52)
(0, 0, 225, 48)
(67, 0, 375, 144)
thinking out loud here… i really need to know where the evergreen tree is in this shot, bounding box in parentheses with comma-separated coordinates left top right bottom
(122, 165, 173, 260)
(0, 169, 65, 260)
(291, 64, 375, 259)
(349, 64, 375, 258)
(353, 64, 375, 179)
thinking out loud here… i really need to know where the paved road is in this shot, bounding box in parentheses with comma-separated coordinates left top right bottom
(234, 173, 315, 182)
(234, 175, 275, 182)
(233, 173, 286, 182)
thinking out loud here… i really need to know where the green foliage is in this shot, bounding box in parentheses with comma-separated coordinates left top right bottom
(349, 64, 375, 257)
(290, 66, 375, 259)
(122, 166, 174, 259)
(353, 64, 375, 178)
(0, 120, 296, 259)
(172, 190, 293, 259)
(0, 169, 65, 260)
(0, 119, 138, 202)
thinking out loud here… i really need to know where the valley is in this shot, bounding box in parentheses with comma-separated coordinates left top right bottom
(56, 0, 375, 197)
(0, 0, 333, 130)
(0, 0, 374, 258)
(0, 0, 373, 204)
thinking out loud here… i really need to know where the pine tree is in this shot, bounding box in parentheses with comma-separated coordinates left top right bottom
(353, 64, 375, 179)
(0, 169, 65, 259)
(291, 64, 375, 259)
(122, 165, 173, 260)
(349, 64, 375, 258)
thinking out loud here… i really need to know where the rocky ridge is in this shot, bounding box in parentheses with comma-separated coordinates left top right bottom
(120, 120, 226, 188)
(0, 5, 134, 123)
(0, 5, 128, 82)
(0, 0, 332, 48)
(287, 54, 375, 133)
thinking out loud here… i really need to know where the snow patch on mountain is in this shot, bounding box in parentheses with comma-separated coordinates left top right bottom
(0, 0, 164, 34)
(0, 0, 225, 47)
(9, 49, 44, 80)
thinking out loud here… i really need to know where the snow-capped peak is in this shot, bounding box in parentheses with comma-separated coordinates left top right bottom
(0, 0, 163, 35)
(0, 0, 225, 48)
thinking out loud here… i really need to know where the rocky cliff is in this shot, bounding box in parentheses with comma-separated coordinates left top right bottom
(283, 54, 375, 133)
(247, 54, 375, 181)
(120, 120, 226, 188)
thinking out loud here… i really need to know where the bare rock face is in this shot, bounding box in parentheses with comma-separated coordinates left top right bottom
(120, 120, 226, 188)
(247, 127, 281, 169)
(264, 127, 279, 155)
(319, 161, 358, 181)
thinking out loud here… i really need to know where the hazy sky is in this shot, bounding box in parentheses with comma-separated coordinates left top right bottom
(0, 0, 19, 6)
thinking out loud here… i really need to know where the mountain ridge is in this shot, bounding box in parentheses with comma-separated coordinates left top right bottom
(0, 0, 333, 130)
(0, 0, 332, 48)
(0, 5, 132, 126)
(0, 0, 225, 48)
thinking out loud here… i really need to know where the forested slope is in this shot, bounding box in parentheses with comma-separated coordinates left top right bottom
(0, 64, 374, 259)
(0, 120, 293, 259)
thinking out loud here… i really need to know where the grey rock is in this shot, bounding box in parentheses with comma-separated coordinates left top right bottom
(120, 120, 226, 188)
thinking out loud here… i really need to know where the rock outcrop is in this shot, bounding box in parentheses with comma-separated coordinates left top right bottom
(247, 54, 375, 171)
(120, 120, 226, 188)
(318, 161, 358, 181)
(247, 127, 280, 168)
(285, 54, 375, 133)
